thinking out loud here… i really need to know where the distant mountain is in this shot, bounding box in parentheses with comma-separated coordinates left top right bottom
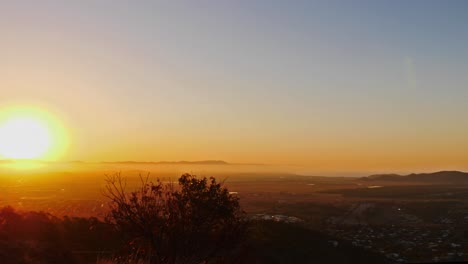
(366, 173, 402, 180)
(361, 171, 468, 184)
(101, 160, 229, 165)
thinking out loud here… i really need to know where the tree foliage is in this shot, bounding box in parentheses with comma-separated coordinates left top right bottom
(104, 173, 246, 263)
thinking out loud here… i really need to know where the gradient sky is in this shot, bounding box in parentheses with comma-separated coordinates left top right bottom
(1, 1, 468, 173)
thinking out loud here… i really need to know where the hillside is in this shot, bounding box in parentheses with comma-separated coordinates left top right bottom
(361, 171, 468, 184)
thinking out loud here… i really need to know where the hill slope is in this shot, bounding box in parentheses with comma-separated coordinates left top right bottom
(362, 171, 468, 184)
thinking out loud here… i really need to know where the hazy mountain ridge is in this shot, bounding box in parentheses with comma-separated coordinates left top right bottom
(362, 171, 468, 183)
(100, 160, 229, 165)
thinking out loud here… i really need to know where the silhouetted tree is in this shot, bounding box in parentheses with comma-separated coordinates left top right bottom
(104, 173, 246, 264)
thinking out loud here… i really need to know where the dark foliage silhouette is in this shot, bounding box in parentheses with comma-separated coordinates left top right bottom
(0, 206, 119, 264)
(103, 173, 246, 263)
(0, 206, 388, 264)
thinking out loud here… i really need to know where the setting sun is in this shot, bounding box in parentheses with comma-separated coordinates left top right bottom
(0, 106, 68, 160)
(0, 116, 51, 159)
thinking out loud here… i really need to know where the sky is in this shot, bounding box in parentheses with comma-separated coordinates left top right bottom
(1, 0, 468, 174)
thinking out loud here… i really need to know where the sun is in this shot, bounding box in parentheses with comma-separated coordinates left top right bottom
(0, 117, 51, 159)
(0, 106, 68, 160)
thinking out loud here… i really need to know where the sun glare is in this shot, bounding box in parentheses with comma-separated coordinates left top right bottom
(0, 117, 51, 159)
(0, 106, 68, 160)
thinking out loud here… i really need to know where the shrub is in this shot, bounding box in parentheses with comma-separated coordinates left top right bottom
(104, 173, 246, 264)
